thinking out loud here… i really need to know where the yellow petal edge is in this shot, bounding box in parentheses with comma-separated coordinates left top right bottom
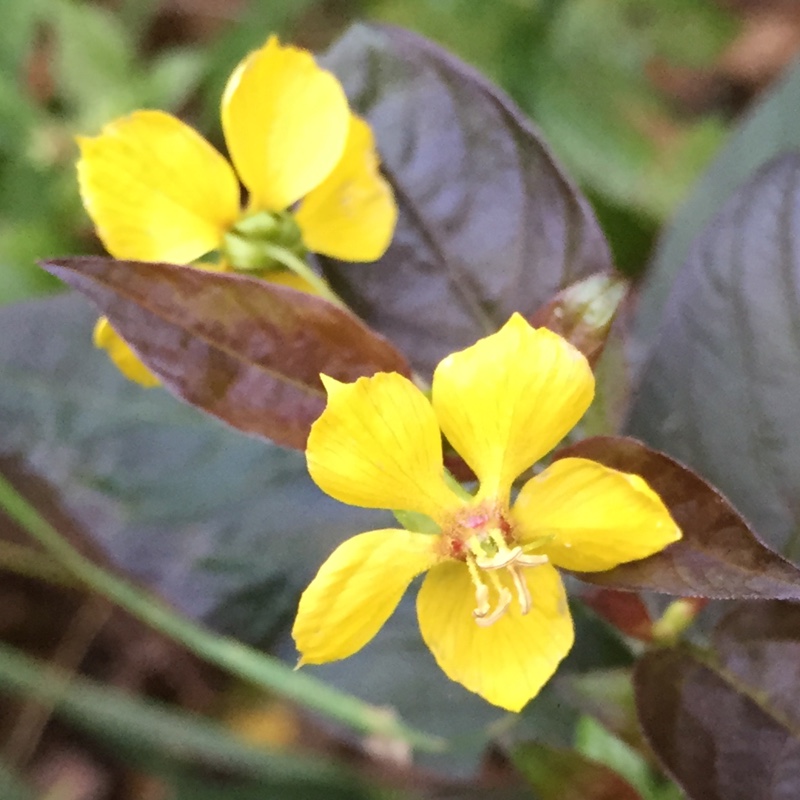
(293, 529, 438, 664)
(514, 457, 682, 572)
(77, 110, 239, 263)
(306, 373, 460, 522)
(417, 560, 574, 711)
(221, 35, 350, 212)
(433, 313, 594, 503)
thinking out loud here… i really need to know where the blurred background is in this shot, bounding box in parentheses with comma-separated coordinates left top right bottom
(1, 0, 799, 797)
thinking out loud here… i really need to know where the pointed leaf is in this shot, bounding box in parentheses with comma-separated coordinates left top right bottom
(40, 257, 410, 450)
(556, 436, 800, 598)
(636, 602, 800, 800)
(530, 273, 628, 366)
(320, 24, 612, 376)
(628, 155, 800, 561)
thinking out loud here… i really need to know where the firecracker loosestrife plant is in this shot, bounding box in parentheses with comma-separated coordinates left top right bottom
(293, 314, 681, 711)
(77, 35, 396, 386)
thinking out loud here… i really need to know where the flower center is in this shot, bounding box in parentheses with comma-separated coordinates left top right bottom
(445, 509, 548, 628)
(221, 210, 307, 274)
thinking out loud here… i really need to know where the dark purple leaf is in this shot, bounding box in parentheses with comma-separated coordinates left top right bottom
(628, 154, 800, 560)
(636, 602, 800, 800)
(320, 24, 612, 377)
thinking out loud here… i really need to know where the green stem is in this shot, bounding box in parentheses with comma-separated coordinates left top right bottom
(0, 473, 445, 752)
(262, 244, 346, 310)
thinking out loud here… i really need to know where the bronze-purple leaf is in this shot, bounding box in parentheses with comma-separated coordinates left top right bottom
(636, 603, 800, 800)
(556, 436, 800, 599)
(712, 601, 800, 730)
(41, 257, 411, 450)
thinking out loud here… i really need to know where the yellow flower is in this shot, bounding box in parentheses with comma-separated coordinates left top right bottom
(292, 314, 681, 711)
(77, 35, 397, 387)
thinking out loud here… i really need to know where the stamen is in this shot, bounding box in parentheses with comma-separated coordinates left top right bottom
(467, 557, 491, 618)
(468, 557, 513, 624)
(474, 570, 512, 626)
(509, 565, 532, 614)
(473, 582, 491, 618)
(462, 524, 551, 626)
(475, 545, 522, 570)
(515, 553, 549, 567)
(474, 590, 511, 627)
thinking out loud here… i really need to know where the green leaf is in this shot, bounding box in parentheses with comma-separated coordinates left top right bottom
(0, 0, 41, 75)
(512, 739, 643, 800)
(627, 154, 800, 561)
(142, 48, 206, 111)
(320, 24, 613, 377)
(635, 602, 800, 800)
(529, 273, 628, 367)
(50, 0, 139, 124)
(0, 641, 371, 800)
(557, 436, 800, 598)
(637, 59, 800, 348)
(40, 258, 411, 450)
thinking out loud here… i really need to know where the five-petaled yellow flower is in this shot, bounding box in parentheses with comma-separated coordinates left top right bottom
(77, 35, 396, 387)
(293, 314, 681, 711)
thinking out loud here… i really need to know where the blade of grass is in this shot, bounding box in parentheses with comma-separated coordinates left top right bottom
(0, 641, 366, 796)
(0, 472, 445, 753)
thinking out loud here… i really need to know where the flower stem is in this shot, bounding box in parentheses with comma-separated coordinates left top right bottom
(261, 244, 347, 309)
(0, 473, 446, 753)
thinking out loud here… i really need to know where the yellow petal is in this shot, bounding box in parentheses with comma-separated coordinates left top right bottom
(93, 317, 160, 388)
(417, 561, 573, 711)
(432, 314, 594, 503)
(77, 111, 240, 262)
(293, 528, 439, 664)
(221, 36, 350, 212)
(295, 116, 397, 261)
(513, 457, 682, 572)
(307, 373, 461, 521)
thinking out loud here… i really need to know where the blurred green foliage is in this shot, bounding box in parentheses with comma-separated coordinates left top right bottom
(0, 0, 738, 304)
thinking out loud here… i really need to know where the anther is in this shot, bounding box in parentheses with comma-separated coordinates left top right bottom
(474, 588, 512, 627)
(473, 582, 491, 618)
